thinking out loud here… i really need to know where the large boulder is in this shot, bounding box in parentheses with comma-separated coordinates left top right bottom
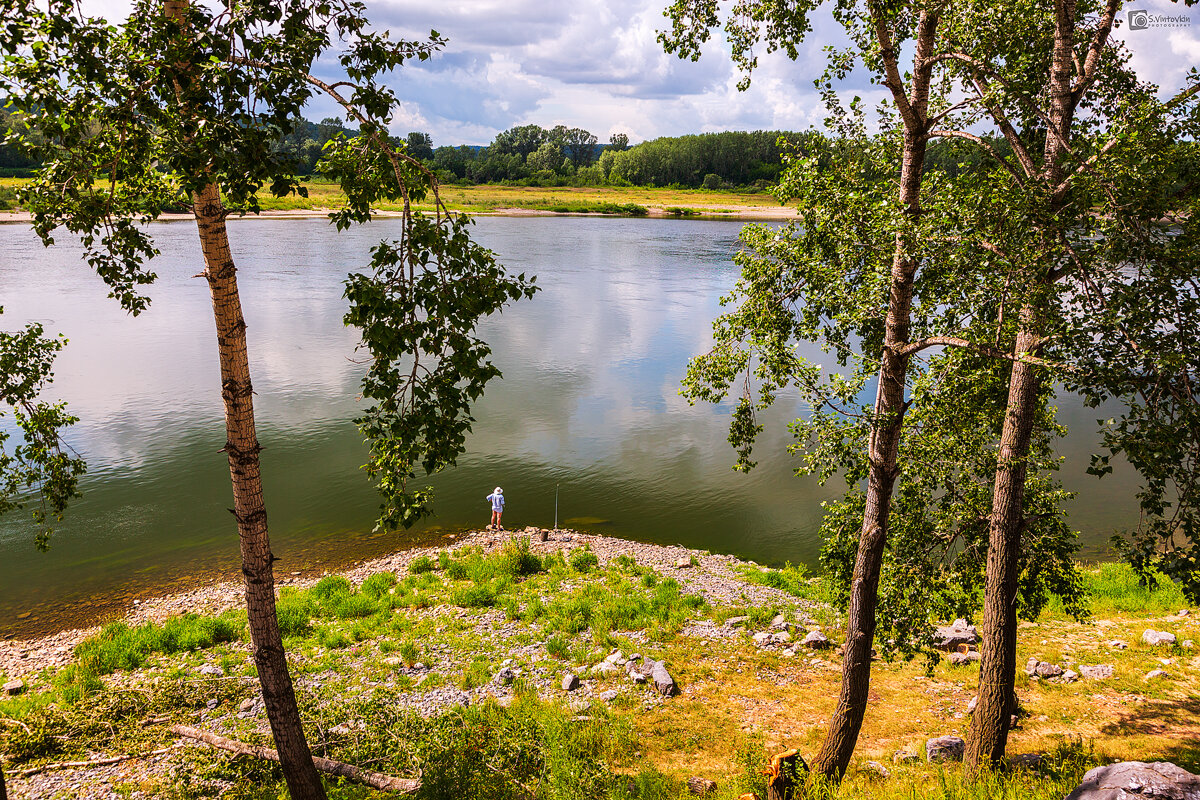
(926, 736, 965, 763)
(934, 620, 978, 651)
(1143, 630, 1178, 647)
(1064, 761, 1200, 800)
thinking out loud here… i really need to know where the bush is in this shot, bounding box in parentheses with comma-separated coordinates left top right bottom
(570, 548, 599, 573)
(496, 537, 544, 579)
(452, 584, 497, 608)
(409, 555, 435, 574)
(361, 572, 398, 599)
(702, 173, 721, 190)
(312, 575, 352, 600)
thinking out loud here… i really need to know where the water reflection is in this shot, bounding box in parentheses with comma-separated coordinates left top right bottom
(0, 216, 1139, 636)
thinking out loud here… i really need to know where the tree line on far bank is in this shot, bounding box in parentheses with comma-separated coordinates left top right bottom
(7, 106, 1116, 191)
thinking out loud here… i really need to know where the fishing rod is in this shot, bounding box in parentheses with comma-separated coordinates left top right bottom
(554, 483, 559, 531)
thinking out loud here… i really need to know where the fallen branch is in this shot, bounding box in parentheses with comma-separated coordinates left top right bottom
(170, 724, 420, 794)
(14, 745, 180, 777)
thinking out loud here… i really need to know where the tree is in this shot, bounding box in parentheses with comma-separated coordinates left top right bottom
(0, 310, 86, 799)
(608, 132, 630, 151)
(927, 1, 1200, 772)
(560, 126, 598, 167)
(665, 0, 961, 780)
(665, 0, 1098, 782)
(2, 1, 535, 797)
(405, 131, 434, 161)
(491, 123, 547, 159)
(527, 140, 566, 173)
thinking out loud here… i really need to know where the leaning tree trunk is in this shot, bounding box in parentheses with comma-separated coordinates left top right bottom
(963, 310, 1043, 771)
(192, 183, 326, 799)
(809, 11, 938, 782)
(964, 0, 1082, 773)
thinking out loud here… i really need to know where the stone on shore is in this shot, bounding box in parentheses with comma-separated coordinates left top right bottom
(802, 630, 831, 649)
(1080, 664, 1114, 680)
(1143, 630, 1178, 647)
(562, 673, 580, 692)
(926, 736, 965, 763)
(1064, 761, 1200, 800)
(651, 661, 677, 697)
(934, 620, 978, 651)
(3, 678, 25, 695)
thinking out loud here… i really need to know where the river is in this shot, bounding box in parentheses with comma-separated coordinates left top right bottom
(0, 215, 1140, 636)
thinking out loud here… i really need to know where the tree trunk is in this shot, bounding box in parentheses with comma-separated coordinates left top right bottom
(964, 0, 1084, 774)
(192, 183, 326, 799)
(810, 10, 938, 782)
(963, 312, 1043, 770)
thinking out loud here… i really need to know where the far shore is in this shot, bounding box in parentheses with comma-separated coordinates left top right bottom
(0, 203, 799, 225)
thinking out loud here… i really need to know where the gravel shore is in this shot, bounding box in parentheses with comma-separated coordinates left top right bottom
(0, 527, 802, 685)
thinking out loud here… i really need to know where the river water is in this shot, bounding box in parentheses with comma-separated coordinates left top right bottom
(0, 215, 1139, 636)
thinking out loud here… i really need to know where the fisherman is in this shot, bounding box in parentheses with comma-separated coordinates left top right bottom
(486, 486, 505, 531)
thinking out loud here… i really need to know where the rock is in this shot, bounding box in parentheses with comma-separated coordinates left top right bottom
(604, 649, 626, 664)
(1025, 656, 1041, 676)
(1010, 753, 1043, 769)
(2, 679, 25, 695)
(893, 750, 921, 764)
(1184, 640, 1195, 649)
(651, 661, 677, 697)
(1035, 661, 1064, 679)
(967, 696, 977, 713)
(493, 666, 516, 686)
(1109, 640, 1129, 650)
(535, 530, 548, 542)
(802, 630, 831, 649)
(675, 557, 692, 569)
(1145, 669, 1171, 681)
(724, 616, 750, 629)
(925, 735, 965, 763)
(934, 620, 978, 651)
(562, 673, 580, 692)
(1080, 664, 1114, 680)
(752, 631, 773, 646)
(197, 664, 224, 676)
(598, 689, 619, 702)
(1179, 609, 1191, 617)
(238, 697, 256, 713)
(1056, 669, 1079, 683)
(592, 661, 622, 678)
(205, 698, 219, 710)
(1064, 761, 1200, 800)
(861, 761, 890, 779)
(948, 651, 981, 666)
(1143, 630, 1178, 647)
(687, 777, 718, 796)
(773, 630, 792, 644)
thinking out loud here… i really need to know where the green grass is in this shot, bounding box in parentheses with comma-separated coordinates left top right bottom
(73, 612, 245, 675)
(1041, 561, 1188, 618)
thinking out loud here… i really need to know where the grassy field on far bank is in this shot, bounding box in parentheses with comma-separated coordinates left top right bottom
(0, 176, 793, 217)
(1, 533, 1196, 799)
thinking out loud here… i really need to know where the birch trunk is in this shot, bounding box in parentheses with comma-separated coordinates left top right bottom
(191, 184, 327, 799)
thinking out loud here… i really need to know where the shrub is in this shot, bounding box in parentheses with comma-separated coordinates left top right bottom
(361, 572, 397, 599)
(546, 635, 570, 659)
(570, 548, 599, 573)
(408, 555, 435, 574)
(312, 575, 352, 600)
(452, 584, 497, 608)
(702, 173, 721, 190)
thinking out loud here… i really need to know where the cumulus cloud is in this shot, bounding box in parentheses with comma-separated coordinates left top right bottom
(70, 0, 1200, 145)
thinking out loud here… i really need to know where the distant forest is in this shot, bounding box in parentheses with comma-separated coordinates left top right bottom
(0, 108, 1079, 189)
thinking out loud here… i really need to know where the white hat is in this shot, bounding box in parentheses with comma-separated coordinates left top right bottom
(495, 486, 503, 493)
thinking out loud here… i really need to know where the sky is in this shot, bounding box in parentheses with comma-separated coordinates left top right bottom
(81, 0, 1200, 146)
